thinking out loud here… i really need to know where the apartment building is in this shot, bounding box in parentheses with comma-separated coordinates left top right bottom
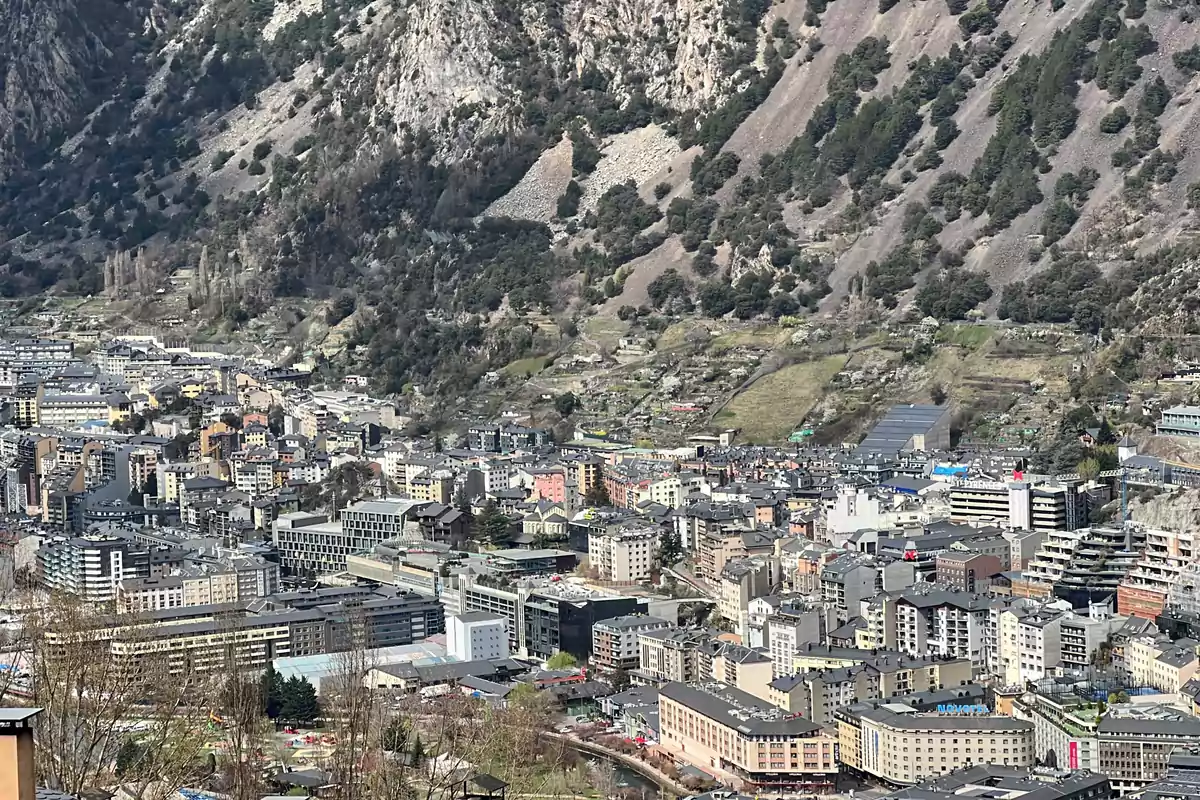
(821, 554, 880, 623)
(1059, 612, 1125, 673)
(986, 600, 1069, 685)
(447, 611, 508, 662)
(659, 682, 839, 791)
(718, 556, 780, 638)
(1097, 709, 1200, 793)
(949, 479, 1087, 532)
(1023, 527, 1145, 607)
(894, 588, 991, 664)
(770, 652, 974, 723)
(837, 701, 1035, 784)
(117, 575, 185, 611)
(230, 452, 275, 496)
(706, 643, 775, 702)
(592, 614, 670, 674)
(936, 551, 1003, 592)
(695, 526, 784, 587)
(73, 586, 446, 675)
(673, 503, 757, 577)
(1117, 525, 1197, 620)
(1126, 634, 1198, 694)
(118, 552, 281, 612)
(1157, 406, 1200, 438)
(38, 533, 152, 603)
(35, 384, 129, 428)
(766, 602, 837, 676)
(637, 626, 714, 685)
(407, 474, 452, 504)
(588, 524, 659, 584)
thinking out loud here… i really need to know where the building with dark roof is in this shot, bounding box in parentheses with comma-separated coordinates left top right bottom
(1096, 710, 1200, 793)
(592, 614, 670, 674)
(837, 699, 1035, 785)
(1141, 750, 1200, 800)
(659, 681, 839, 791)
(882, 765, 1112, 800)
(858, 405, 951, 453)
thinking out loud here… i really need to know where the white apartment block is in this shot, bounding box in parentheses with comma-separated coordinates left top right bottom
(479, 460, 514, 496)
(890, 590, 989, 665)
(641, 474, 709, 509)
(232, 457, 275, 495)
(990, 604, 1065, 685)
(447, 611, 509, 662)
(38, 534, 145, 604)
(588, 526, 659, 584)
(119, 576, 184, 611)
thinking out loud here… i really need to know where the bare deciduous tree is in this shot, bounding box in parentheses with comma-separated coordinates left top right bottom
(26, 595, 209, 799)
(212, 612, 272, 800)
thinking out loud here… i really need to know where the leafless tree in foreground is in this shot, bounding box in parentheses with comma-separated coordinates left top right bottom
(25, 594, 210, 799)
(317, 601, 570, 800)
(211, 612, 273, 800)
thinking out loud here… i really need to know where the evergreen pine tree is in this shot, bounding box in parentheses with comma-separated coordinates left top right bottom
(261, 661, 284, 720)
(281, 675, 320, 725)
(115, 738, 143, 777)
(657, 529, 683, 566)
(583, 480, 611, 508)
(478, 500, 512, 544)
(382, 719, 408, 751)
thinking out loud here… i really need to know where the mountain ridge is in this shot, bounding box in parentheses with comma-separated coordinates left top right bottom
(0, 0, 1198, 398)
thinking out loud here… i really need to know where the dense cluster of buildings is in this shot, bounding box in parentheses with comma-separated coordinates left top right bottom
(17, 336, 1200, 797)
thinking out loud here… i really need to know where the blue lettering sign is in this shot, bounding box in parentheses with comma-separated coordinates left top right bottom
(935, 703, 990, 714)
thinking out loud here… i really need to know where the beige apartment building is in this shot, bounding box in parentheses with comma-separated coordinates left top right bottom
(659, 682, 839, 791)
(45, 608, 300, 677)
(837, 702, 1034, 785)
(636, 626, 711, 684)
(769, 653, 973, 724)
(588, 525, 658, 584)
(707, 643, 775, 702)
(1125, 634, 1198, 694)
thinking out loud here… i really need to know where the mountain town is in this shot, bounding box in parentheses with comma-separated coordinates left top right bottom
(2, 324, 1200, 800)
(4, 0, 1200, 796)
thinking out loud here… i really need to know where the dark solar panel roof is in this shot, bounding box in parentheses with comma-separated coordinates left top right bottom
(859, 405, 947, 452)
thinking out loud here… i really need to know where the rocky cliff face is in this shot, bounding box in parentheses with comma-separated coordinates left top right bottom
(346, 0, 747, 160)
(559, 0, 738, 111)
(0, 0, 142, 177)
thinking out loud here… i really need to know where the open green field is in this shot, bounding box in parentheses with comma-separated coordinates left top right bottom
(581, 315, 629, 350)
(937, 323, 994, 349)
(501, 355, 553, 377)
(713, 355, 848, 443)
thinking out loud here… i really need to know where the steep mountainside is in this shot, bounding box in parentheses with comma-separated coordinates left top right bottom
(0, 0, 149, 178)
(1, 0, 1200, 399)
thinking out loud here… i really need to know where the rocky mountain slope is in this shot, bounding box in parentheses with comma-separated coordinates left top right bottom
(0, 0, 1198, 399)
